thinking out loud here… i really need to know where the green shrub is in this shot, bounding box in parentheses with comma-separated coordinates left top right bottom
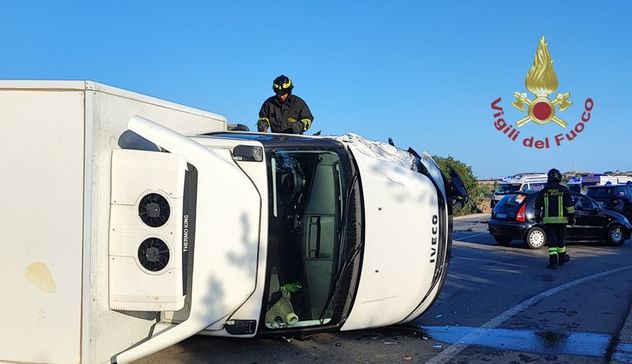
(432, 155, 484, 216)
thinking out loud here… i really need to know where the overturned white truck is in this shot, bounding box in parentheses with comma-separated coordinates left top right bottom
(0, 81, 466, 363)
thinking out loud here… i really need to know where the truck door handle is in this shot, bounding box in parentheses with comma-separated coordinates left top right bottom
(307, 216, 321, 258)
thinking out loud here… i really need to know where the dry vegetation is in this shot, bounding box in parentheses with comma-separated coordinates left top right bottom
(475, 179, 496, 214)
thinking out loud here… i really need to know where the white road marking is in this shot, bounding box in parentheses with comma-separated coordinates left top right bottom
(422, 326, 610, 357)
(425, 265, 632, 364)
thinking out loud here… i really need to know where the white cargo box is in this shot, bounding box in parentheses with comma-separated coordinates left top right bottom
(0, 81, 227, 364)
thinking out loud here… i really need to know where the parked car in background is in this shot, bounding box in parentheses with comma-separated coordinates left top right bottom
(567, 176, 583, 194)
(488, 191, 631, 249)
(582, 174, 632, 187)
(490, 173, 547, 209)
(586, 183, 632, 222)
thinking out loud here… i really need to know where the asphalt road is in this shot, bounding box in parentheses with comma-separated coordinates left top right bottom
(135, 215, 632, 363)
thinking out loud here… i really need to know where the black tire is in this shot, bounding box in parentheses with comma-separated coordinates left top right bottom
(606, 224, 626, 246)
(493, 236, 513, 245)
(524, 227, 547, 249)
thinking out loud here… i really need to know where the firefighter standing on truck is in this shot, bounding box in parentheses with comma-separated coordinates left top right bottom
(535, 168, 576, 270)
(257, 75, 314, 134)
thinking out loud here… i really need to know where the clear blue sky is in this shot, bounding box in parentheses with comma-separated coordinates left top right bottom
(2, 1, 630, 178)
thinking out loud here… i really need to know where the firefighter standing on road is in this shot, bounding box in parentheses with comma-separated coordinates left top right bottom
(535, 168, 576, 269)
(257, 75, 314, 134)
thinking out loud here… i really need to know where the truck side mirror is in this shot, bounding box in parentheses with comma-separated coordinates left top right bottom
(447, 167, 468, 209)
(118, 130, 160, 152)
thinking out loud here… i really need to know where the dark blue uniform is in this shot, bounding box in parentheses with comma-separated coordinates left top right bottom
(535, 183, 575, 267)
(258, 94, 313, 134)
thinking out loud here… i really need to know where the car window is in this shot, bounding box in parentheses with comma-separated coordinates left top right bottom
(496, 194, 527, 209)
(588, 186, 632, 199)
(575, 195, 596, 210)
(587, 188, 611, 198)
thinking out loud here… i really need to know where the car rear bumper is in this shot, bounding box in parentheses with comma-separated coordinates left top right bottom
(488, 219, 533, 240)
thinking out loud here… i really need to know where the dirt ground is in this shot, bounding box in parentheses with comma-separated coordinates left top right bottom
(476, 197, 492, 214)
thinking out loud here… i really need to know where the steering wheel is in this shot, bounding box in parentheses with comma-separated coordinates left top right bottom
(280, 170, 305, 206)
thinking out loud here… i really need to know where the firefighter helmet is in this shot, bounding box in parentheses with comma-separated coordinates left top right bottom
(547, 168, 562, 183)
(273, 75, 293, 94)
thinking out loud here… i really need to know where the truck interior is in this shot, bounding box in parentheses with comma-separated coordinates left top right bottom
(262, 149, 351, 330)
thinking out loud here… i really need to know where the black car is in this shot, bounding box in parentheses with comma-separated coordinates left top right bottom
(488, 191, 632, 249)
(586, 183, 632, 222)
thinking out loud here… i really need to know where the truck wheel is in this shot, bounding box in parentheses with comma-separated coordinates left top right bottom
(493, 236, 512, 245)
(607, 224, 625, 246)
(524, 227, 546, 249)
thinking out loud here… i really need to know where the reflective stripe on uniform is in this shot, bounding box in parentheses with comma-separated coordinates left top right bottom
(544, 198, 549, 219)
(558, 246, 566, 253)
(558, 196, 563, 217)
(549, 247, 558, 255)
(258, 117, 270, 123)
(566, 206, 575, 214)
(543, 216, 568, 224)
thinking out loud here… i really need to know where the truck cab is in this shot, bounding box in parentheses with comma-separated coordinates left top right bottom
(108, 117, 466, 361)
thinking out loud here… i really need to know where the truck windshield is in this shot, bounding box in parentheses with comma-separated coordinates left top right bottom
(263, 149, 349, 330)
(496, 184, 521, 194)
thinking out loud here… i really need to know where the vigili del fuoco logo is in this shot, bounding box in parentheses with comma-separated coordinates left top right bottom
(491, 36, 594, 149)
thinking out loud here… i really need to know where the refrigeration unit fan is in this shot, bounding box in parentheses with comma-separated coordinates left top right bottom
(109, 149, 187, 311)
(138, 193, 171, 228)
(137, 237, 170, 272)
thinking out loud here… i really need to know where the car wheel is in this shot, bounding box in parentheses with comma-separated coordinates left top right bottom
(493, 236, 512, 245)
(607, 224, 625, 246)
(524, 227, 546, 249)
